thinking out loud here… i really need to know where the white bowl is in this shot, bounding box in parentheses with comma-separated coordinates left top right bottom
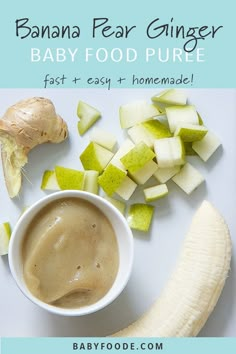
(8, 190, 134, 316)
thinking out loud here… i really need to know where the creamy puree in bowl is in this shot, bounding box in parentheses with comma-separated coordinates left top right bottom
(22, 197, 119, 309)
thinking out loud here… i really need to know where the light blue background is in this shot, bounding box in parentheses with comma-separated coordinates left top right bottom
(0, 0, 235, 88)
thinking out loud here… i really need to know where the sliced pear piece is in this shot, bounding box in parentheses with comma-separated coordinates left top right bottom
(116, 176, 137, 200)
(152, 89, 187, 106)
(41, 170, 60, 191)
(121, 142, 155, 174)
(172, 162, 204, 195)
(144, 184, 168, 202)
(89, 127, 117, 151)
(55, 166, 85, 190)
(110, 139, 135, 170)
(166, 105, 199, 133)
(104, 196, 126, 215)
(127, 204, 154, 232)
(98, 164, 127, 196)
(130, 160, 158, 185)
(0, 222, 11, 256)
(174, 124, 208, 142)
(154, 137, 185, 168)
(154, 165, 180, 183)
(77, 101, 101, 135)
(192, 131, 221, 162)
(84, 170, 99, 194)
(119, 100, 160, 129)
(80, 142, 114, 173)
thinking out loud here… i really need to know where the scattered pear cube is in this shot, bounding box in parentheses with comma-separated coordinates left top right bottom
(77, 101, 101, 135)
(154, 137, 185, 168)
(144, 184, 168, 202)
(120, 142, 155, 174)
(116, 176, 137, 200)
(89, 127, 117, 151)
(166, 105, 199, 133)
(154, 165, 180, 183)
(55, 166, 85, 190)
(127, 204, 154, 232)
(130, 160, 158, 184)
(104, 196, 126, 215)
(84, 170, 99, 194)
(152, 89, 187, 106)
(98, 164, 127, 196)
(172, 162, 205, 195)
(192, 131, 221, 162)
(41, 170, 60, 190)
(80, 142, 114, 173)
(174, 124, 208, 142)
(119, 100, 160, 129)
(0, 222, 11, 256)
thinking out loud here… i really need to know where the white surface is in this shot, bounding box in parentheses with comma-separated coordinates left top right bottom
(0, 89, 235, 337)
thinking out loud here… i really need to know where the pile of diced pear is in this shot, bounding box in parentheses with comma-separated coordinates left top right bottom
(41, 89, 221, 233)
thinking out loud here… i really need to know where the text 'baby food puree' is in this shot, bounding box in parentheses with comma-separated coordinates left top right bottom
(22, 198, 119, 309)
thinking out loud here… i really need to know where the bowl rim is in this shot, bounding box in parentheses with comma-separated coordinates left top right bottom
(8, 190, 134, 316)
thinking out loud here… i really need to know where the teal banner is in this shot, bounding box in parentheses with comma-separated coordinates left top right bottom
(0, 0, 235, 88)
(2, 338, 236, 354)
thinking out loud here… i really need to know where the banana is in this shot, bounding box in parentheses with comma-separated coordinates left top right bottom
(112, 200, 232, 337)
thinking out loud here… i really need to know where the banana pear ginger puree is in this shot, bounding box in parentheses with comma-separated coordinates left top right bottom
(22, 198, 119, 308)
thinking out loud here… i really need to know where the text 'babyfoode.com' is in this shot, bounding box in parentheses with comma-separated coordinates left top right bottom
(73, 341, 163, 351)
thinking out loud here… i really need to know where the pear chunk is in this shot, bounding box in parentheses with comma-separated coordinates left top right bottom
(80, 142, 114, 173)
(119, 100, 160, 129)
(172, 162, 205, 195)
(166, 105, 199, 133)
(144, 184, 168, 202)
(0, 222, 11, 256)
(84, 170, 99, 194)
(127, 204, 154, 232)
(116, 176, 137, 200)
(98, 164, 127, 196)
(41, 170, 60, 191)
(55, 166, 85, 190)
(152, 89, 187, 106)
(174, 124, 208, 142)
(121, 142, 155, 173)
(77, 101, 101, 135)
(192, 131, 221, 161)
(154, 137, 185, 168)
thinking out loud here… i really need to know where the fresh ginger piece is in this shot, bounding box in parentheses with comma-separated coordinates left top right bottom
(0, 97, 68, 198)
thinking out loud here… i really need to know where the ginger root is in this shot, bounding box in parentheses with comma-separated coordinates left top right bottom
(0, 97, 68, 198)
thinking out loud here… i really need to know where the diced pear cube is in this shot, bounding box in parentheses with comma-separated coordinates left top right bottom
(121, 142, 155, 174)
(77, 101, 101, 135)
(144, 184, 168, 202)
(127, 204, 154, 232)
(80, 142, 114, 173)
(89, 127, 117, 151)
(110, 139, 135, 170)
(119, 100, 160, 129)
(41, 170, 60, 190)
(98, 164, 127, 196)
(130, 160, 158, 184)
(154, 137, 185, 168)
(0, 222, 11, 256)
(154, 165, 180, 183)
(116, 176, 137, 200)
(152, 89, 187, 106)
(55, 166, 85, 190)
(172, 162, 205, 194)
(166, 105, 199, 133)
(192, 131, 221, 162)
(174, 124, 208, 142)
(84, 170, 99, 194)
(104, 196, 126, 215)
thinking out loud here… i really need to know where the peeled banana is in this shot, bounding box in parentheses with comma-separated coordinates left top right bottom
(112, 200, 231, 337)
